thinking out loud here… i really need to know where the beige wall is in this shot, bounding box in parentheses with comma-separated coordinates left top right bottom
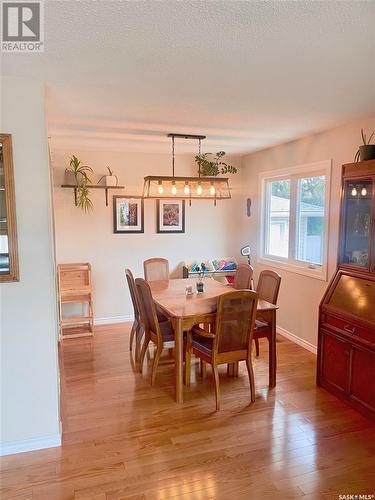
(241, 116, 375, 350)
(51, 116, 375, 346)
(51, 149, 244, 321)
(0, 78, 60, 454)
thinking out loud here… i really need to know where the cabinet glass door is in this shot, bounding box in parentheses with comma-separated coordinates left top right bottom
(341, 179, 373, 269)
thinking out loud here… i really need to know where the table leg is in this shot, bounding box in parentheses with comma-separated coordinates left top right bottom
(269, 310, 277, 388)
(174, 318, 184, 403)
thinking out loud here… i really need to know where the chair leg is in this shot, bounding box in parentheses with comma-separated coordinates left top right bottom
(139, 332, 150, 374)
(246, 355, 256, 403)
(151, 346, 162, 386)
(200, 359, 207, 380)
(185, 334, 192, 387)
(213, 364, 220, 410)
(129, 320, 137, 351)
(254, 337, 260, 357)
(135, 322, 144, 362)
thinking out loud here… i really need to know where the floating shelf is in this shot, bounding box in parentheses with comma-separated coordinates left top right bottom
(61, 184, 125, 207)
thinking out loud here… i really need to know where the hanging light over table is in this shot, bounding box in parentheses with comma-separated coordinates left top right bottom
(142, 133, 232, 204)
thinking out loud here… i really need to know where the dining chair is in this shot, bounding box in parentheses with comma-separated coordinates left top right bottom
(125, 269, 143, 357)
(233, 263, 254, 290)
(185, 290, 258, 410)
(143, 258, 169, 282)
(253, 270, 281, 357)
(135, 278, 175, 385)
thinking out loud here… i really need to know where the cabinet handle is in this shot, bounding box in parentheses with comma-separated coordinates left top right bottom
(344, 324, 356, 335)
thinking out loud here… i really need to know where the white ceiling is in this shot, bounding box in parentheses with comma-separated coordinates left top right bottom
(2, 0, 375, 154)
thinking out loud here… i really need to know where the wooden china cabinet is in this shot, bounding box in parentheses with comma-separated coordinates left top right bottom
(317, 160, 375, 421)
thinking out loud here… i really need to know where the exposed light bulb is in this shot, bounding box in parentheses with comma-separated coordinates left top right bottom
(171, 182, 177, 195)
(351, 187, 357, 197)
(184, 183, 190, 195)
(361, 187, 367, 196)
(210, 184, 216, 196)
(197, 184, 203, 195)
(157, 181, 164, 195)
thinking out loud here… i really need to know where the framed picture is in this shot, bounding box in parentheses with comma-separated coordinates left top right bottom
(157, 199, 185, 233)
(113, 196, 144, 233)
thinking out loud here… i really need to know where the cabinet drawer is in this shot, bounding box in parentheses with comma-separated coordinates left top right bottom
(324, 315, 375, 345)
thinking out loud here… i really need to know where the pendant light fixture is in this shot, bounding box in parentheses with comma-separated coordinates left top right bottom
(142, 133, 231, 204)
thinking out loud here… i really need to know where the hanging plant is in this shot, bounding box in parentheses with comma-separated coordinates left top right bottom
(65, 155, 93, 212)
(195, 151, 238, 176)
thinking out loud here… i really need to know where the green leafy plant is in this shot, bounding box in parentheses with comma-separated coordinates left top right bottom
(65, 155, 93, 212)
(195, 151, 238, 177)
(76, 184, 93, 212)
(354, 128, 375, 162)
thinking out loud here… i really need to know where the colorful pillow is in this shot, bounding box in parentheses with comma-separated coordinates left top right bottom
(222, 261, 237, 271)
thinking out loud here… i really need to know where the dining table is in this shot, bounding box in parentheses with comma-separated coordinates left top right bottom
(149, 277, 278, 403)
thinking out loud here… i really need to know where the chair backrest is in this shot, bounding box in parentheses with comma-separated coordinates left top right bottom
(135, 278, 161, 342)
(125, 268, 140, 320)
(214, 290, 258, 354)
(233, 264, 254, 290)
(257, 270, 281, 304)
(143, 258, 169, 282)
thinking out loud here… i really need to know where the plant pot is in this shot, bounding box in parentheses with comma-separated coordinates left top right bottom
(65, 170, 76, 185)
(105, 175, 118, 187)
(359, 145, 375, 161)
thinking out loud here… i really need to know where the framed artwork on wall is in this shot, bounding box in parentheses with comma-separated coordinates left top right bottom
(157, 199, 185, 233)
(113, 196, 144, 233)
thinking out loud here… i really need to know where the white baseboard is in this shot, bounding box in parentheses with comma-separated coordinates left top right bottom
(94, 315, 133, 325)
(0, 433, 61, 457)
(277, 325, 317, 355)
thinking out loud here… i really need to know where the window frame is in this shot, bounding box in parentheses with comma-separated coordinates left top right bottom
(258, 160, 332, 281)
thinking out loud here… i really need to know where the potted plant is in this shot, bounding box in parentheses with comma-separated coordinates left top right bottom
(195, 151, 238, 176)
(196, 263, 207, 293)
(65, 155, 93, 212)
(355, 129, 375, 162)
(98, 166, 119, 187)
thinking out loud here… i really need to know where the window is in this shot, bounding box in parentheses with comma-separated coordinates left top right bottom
(259, 161, 331, 280)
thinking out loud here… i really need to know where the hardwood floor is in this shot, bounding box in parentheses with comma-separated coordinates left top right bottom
(1, 323, 374, 499)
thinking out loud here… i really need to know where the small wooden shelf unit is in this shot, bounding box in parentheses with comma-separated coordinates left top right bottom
(57, 263, 94, 339)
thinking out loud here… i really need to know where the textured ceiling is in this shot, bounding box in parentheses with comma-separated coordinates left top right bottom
(2, 0, 375, 154)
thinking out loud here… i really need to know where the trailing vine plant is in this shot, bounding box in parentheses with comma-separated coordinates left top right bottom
(65, 155, 93, 212)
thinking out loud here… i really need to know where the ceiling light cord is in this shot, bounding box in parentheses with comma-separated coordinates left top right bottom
(198, 138, 201, 178)
(172, 135, 175, 177)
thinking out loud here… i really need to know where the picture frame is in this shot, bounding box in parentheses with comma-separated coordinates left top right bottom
(113, 196, 144, 233)
(157, 199, 185, 233)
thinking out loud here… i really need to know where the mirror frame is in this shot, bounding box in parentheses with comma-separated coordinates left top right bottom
(0, 134, 19, 282)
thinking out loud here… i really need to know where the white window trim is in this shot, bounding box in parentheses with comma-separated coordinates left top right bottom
(258, 160, 332, 281)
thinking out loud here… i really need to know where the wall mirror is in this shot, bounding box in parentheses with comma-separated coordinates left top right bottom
(0, 134, 19, 282)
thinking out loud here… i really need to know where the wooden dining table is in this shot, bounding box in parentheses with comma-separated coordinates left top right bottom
(149, 277, 278, 403)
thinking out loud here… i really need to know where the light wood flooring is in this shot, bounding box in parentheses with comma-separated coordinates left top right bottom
(1, 323, 374, 499)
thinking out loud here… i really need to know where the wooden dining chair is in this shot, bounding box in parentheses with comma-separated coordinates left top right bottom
(135, 278, 175, 385)
(253, 270, 281, 357)
(185, 290, 258, 410)
(143, 258, 169, 282)
(125, 269, 143, 357)
(233, 263, 254, 290)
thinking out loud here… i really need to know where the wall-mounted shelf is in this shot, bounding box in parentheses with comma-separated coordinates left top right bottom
(61, 184, 125, 207)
